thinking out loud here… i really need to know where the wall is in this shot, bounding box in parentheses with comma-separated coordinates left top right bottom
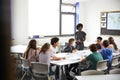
(11, 0, 28, 45)
(11, 0, 120, 48)
(82, 0, 120, 48)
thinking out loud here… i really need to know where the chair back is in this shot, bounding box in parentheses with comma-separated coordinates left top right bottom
(31, 62, 49, 80)
(109, 69, 120, 74)
(111, 57, 119, 67)
(20, 57, 30, 68)
(81, 70, 104, 76)
(96, 59, 108, 71)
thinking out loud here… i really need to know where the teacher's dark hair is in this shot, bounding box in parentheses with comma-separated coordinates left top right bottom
(76, 23, 83, 30)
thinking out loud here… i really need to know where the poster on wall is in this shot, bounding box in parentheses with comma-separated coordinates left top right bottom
(107, 12, 120, 30)
(100, 11, 120, 35)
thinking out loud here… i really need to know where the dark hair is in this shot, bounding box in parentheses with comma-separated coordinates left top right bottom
(97, 36, 102, 41)
(69, 38, 74, 44)
(23, 39, 37, 59)
(89, 44, 97, 52)
(108, 37, 118, 50)
(76, 23, 83, 30)
(103, 40, 109, 48)
(50, 37, 59, 45)
(40, 43, 50, 53)
(28, 39, 37, 49)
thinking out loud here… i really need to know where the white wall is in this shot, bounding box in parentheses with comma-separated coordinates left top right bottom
(11, 0, 120, 48)
(11, 0, 28, 45)
(81, 0, 120, 48)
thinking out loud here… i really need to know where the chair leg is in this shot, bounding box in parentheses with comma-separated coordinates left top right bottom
(21, 72, 27, 80)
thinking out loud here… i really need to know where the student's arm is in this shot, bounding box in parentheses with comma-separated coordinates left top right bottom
(51, 56, 65, 60)
(80, 55, 87, 62)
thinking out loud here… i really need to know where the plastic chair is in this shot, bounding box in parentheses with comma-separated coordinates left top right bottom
(111, 57, 119, 68)
(81, 70, 104, 76)
(20, 57, 30, 80)
(96, 59, 108, 73)
(109, 69, 120, 74)
(31, 62, 54, 80)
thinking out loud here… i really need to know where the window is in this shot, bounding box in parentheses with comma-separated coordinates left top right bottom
(28, 0, 60, 37)
(28, 0, 79, 37)
(61, 3, 76, 36)
(61, 14, 75, 35)
(61, 4, 75, 13)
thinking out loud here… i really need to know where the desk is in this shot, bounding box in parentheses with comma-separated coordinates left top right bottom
(50, 50, 120, 80)
(11, 45, 27, 54)
(113, 52, 120, 57)
(75, 74, 120, 80)
(51, 50, 91, 80)
(10, 45, 41, 58)
(10, 45, 27, 58)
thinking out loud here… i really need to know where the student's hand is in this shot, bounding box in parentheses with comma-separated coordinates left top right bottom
(61, 57, 66, 60)
(72, 49, 78, 53)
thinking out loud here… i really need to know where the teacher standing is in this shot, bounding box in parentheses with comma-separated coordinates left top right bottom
(75, 23, 86, 50)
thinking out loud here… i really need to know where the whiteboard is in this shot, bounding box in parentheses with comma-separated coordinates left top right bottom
(107, 12, 120, 30)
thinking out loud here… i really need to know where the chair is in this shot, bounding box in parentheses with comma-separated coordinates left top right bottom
(111, 57, 119, 68)
(109, 69, 120, 74)
(20, 57, 30, 80)
(96, 59, 108, 73)
(31, 62, 54, 80)
(81, 70, 104, 76)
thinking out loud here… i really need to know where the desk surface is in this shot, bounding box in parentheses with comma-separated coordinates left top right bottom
(10, 45, 41, 54)
(10, 45, 27, 54)
(51, 50, 91, 66)
(75, 74, 120, 80)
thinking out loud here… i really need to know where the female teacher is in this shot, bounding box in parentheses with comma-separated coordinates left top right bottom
(75, 23, 86, 50)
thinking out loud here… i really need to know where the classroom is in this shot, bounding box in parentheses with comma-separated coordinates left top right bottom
(0, 0, 120, 80)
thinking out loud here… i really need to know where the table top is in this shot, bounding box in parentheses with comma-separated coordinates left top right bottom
(75, 74, 120, 80)
(10, 45, 27, 54)
(10, 45, 120, 66)
(51, 50, 91, 66)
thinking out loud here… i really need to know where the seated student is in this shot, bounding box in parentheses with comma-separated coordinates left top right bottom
(108, 37, 119, 53)
(96, 36, 103, 51)
(50, 37, 65, 60)
(23, 39, 40, 62)
(81, 44, 103, 70)
(63, 38, 78, 75)
(100, 40, 113, 70)
(39, 43, 57, 79)
(64, 38, 77, 53)
(50, 37, 65, 79)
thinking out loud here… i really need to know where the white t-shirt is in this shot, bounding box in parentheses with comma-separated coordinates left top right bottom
(50, 45, 58, 57)
(39, 52, 51, 66)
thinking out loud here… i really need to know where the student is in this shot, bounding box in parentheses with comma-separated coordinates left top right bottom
(63, 38, 78, 75)
(96, 36, 103, 51)
(108, 37, 119, 53)
(39, 43, 56, 79)
(23, 39, 40, 62)
(39, 43, 51, 65)
(100, 40, 113, 70)
(64, 38, 77, 53)
(50, 37, 65, 79)
(81, 44, 103, 70)
(50, 37, 65, 60)
(75, 23, 86, 50)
